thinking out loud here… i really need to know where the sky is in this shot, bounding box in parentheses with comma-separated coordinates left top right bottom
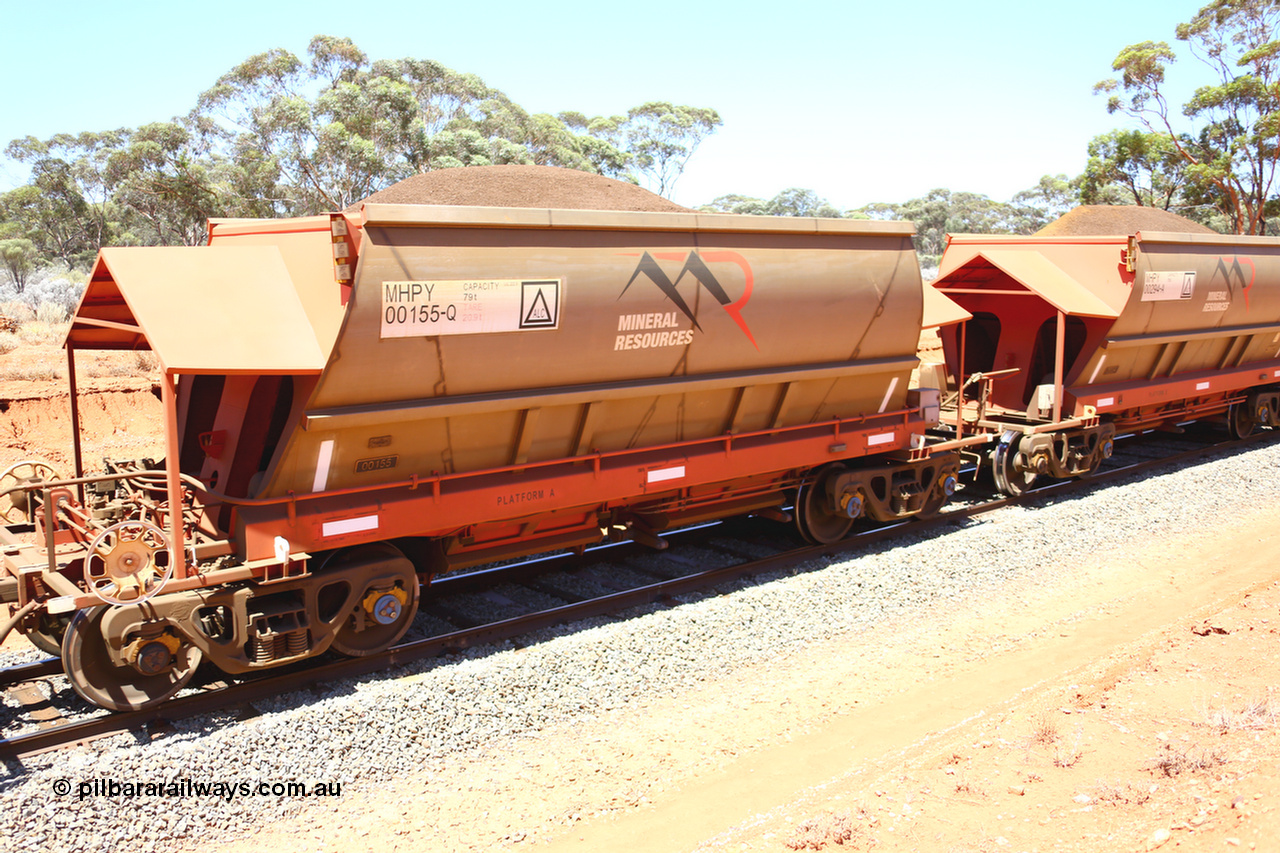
(1, 0, 1207, 211)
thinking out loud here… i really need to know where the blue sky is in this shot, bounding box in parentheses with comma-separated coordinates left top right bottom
(2, 1, 1204, 210)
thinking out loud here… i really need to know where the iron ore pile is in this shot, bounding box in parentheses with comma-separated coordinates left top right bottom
(1032, 204, 1215, 236)
(3, 438, 1279, 851)
(348, 164, 694, 211)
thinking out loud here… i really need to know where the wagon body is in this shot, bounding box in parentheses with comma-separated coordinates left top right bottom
(190, 206, 943, 564)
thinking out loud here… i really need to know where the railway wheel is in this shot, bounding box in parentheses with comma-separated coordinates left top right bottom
(794, 465, 855, 545)
(991, 439, 1039, 497)
(25, 611, 73, 657)
(62, 606, 203, 712)
(327, 544, 421, 657)
(1228, 402, 1256, 439)
(919, 471, 957, 519)
(1074, 435, 1113, 481)
(0, 459, 61, 523)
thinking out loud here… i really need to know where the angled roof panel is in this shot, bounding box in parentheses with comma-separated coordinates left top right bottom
(67, 246, 326, 374)
(934, 249, 1122, 319)
(921, 282, 972, 328)
(207, 215, 351, 357)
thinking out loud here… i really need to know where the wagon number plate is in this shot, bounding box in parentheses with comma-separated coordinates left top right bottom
(355, 455, 398, 474)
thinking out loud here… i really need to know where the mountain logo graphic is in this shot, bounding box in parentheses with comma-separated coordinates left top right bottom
(619, 251, 757, 349)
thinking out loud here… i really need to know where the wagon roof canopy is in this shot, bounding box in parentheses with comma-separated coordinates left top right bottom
(933, 249, 1122, 319)
(65, 246, 327, 374)
(921, 283, 972, 328)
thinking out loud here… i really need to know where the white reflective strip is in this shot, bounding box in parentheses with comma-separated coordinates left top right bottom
(1088, 354, 1107, 384)
(1196, 381, 1210, 391)
(47, 596, 77, 614)
(1274, 368, 1280, 378)
(1096, 397, 1115, 408)
(646, 465, 685, 484)
(867, 432, 896, 447)
(313, 440, 334, 493)
(322, 515, 379, 537)
(877, 376, 900, 414)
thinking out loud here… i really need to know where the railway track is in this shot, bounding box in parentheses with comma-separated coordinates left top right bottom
(2, 426, 1272, 761)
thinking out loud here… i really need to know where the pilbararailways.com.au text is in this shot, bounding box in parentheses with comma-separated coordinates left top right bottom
(54, 778, 342, 802)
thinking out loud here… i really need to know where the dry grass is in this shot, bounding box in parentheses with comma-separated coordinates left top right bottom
(1024, 709, 1083, 767)
(16, 321, 67, 346)
(0, 316, 157, 383)
(86, 361, 135, 378)
(1148, 743, 1226, 777)
(1091, 780, 1153, 806)
(1030, 710, 1059, 745)
(785, 809, 867, 850)
(1200, 691, 1279, 733)
(0, 301, 36, 322)
(0, 364, 62, 382)
(1053, 743, 1083, 767)
(132, 351, 159, 372)
(35, 302, 67, 324)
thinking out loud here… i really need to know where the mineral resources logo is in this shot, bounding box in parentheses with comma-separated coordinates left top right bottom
(1211, 255, 1255, 310)
(616, 251, 758, 351)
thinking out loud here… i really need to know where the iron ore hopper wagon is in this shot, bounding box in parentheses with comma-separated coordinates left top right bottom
(929, 229, 1280, 493)
(0, 205, 961, 712)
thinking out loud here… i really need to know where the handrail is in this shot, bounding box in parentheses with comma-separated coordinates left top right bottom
(940, 368, 1020, 410)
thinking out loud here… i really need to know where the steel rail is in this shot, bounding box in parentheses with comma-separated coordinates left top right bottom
(2, 428, 1273, 761)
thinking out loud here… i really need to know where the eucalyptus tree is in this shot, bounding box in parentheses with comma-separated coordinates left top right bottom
(104, 122, 223, 246)
(1095, 0, 1280, 234)
(195, 37, 407, 212)
(193, 36, 646, 210)
(0, 34, 726, 264)
(1080, 129, 1193, 209)
(2, 130, 128, 267)
(700, 188, 844, 217)
(851, 185, 1063, 268)
(1009, 174, 1079, 232)
(699, 193, 769, 215)
(558, 112, 632, 179)
(623, 102, 722, 196)
(0, 238, 36, 292)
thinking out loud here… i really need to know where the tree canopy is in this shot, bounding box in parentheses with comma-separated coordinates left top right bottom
(1095, 0, 1280, 234)
(700, 187, 844, 218)
(0, 35, 721, 277)
(850, 181, 1077, 272)
(1080, 129, 1192, 209)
